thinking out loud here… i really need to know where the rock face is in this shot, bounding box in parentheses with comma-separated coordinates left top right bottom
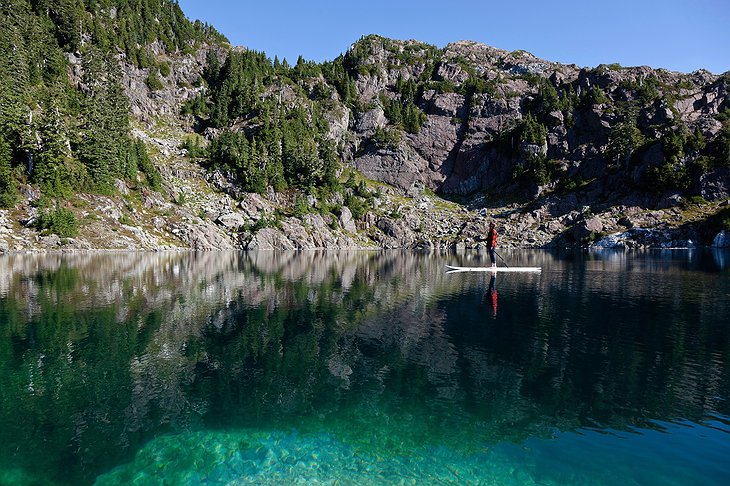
(5, 35, 729, 253)
(338, 36, 729, 210)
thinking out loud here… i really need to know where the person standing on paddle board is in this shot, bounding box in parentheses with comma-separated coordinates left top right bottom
(487, 222, 497, 268)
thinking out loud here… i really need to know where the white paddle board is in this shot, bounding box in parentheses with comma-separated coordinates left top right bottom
(445, 265, 541, 273)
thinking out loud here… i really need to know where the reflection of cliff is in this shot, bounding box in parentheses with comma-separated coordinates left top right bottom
(0, 250, 729, 485)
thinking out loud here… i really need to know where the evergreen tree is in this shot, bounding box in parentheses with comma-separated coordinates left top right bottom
(34, 97, 75, 196)
(134, 139, 162, 190)
(606, 118, 643, 167)
(0, 135, 17, 208)
(78, 46, 131, 192)
(318, 138, 340, 189)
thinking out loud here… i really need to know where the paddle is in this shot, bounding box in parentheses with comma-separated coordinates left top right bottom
(480, 236, 510, 268)
(495, 250, 510, 268)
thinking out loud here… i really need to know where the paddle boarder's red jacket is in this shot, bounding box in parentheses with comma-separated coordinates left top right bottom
(487, 228, 497, 248)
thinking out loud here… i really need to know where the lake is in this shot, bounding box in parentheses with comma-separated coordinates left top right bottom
(1, 250, 729, 485)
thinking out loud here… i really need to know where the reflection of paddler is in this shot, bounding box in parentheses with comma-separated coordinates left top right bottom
(487, 274, 498, 316)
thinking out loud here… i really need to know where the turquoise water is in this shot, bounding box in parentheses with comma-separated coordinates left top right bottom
(0, 250, 728, 485)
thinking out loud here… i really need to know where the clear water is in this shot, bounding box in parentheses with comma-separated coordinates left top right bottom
(0, 250, 729, 485)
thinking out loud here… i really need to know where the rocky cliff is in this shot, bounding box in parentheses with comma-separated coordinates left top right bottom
(2, 31, 730, 252)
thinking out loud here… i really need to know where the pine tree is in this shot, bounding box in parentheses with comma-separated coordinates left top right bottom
(135, 139, 162, 190)
(0, 135, 17, 208)
(78, 46, 131, 192)
(34, 97, 75, 196)
(606, 118, 643, 168)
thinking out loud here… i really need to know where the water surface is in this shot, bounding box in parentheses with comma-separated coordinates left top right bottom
(0, 250, 728, 485)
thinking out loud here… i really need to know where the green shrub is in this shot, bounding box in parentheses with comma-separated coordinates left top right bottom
(158, 61, 171, 78)
(251, 213, 282, 231)
(512, 155, 557, 186)
(344, 193, 369, 220)
(580, 86, 610, 108)
(511, 114, 547, 146)
(721, 208, 730, 231)
(145, 72, 164, 91)
(645, 162, 690, 193)
(134, 140, 162, 190)
(292, 194, 309, 217)
(181, 94, 209, 116)
(37, 206, 79, 237)
(181, 137, 207, 158)
(556, 176, 585, 193)
(372, 127, 401, 150)
(685, 195, 707, 206)
(428, 80, 456, 94)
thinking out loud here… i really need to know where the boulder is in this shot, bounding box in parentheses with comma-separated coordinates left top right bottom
(171, 222, 237, 250)
(520, 140, 548, 159)
(217, 212, 247, 230)
(247, 228, 297, 250)
(656, 194, 683, 209)
(435, 62, 469, 85)
(570, 216, 604, 242)
(339, 206, 357, 233)
(698, 168, 730, 201)
(546, 110, 564, 125)
(377, 217, 405, 239)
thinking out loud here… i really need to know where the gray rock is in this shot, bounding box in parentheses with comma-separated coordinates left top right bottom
(657, 194, 683, 209)
(597, 227, 699, 249)
(520, 140, 548, 158)
(114, 179, 130, 196)
(546, 110, 564, 125)
(40, 235, 62, 247)
(354, 146, 430, 192)
(435, 62, 469, 85)
(338, 206, 357, 233)
(571, 216, 604, 242)
(355, 106, 387, 135)
(698, 168, 730, 201)
(424, 92, 466, 118)
(217, 212, 247, 230)
(247, 228, 297, 250)
(377, 217, 404, 238)
(172, 222, 237, 250)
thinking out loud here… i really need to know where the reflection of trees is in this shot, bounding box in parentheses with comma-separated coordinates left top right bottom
(0, 250, 728, 484)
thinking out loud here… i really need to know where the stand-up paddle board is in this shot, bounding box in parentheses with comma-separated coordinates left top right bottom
(445, 265, 541, 273)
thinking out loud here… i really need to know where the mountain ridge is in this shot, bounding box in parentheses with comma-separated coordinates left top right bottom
(1, 2, 729, 252)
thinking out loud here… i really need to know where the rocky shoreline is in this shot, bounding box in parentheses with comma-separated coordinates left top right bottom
(2, 163, 729, 253)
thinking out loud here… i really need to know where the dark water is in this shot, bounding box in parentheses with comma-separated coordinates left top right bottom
(0, 250, 729, 485)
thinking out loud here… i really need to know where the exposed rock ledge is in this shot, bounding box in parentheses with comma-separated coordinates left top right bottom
(2, 186, 728, 253)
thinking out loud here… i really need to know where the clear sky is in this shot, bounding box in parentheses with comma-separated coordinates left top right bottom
(177, 0, 729, 74)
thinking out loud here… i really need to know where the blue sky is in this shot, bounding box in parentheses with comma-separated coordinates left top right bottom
(177, 0, 729, 74)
